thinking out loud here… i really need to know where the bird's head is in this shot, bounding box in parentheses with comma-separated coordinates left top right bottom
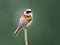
(24, 9, 32, 16)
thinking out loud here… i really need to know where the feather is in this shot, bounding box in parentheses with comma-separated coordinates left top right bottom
(13, 20, 29, 37)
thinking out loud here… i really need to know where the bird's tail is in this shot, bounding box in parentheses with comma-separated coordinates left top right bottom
(13, 26, 22, 37)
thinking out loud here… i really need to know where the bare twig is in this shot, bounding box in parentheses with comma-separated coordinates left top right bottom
(24, 28, 28, 45)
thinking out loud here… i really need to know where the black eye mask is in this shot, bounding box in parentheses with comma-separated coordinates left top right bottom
(26, 11, 31, 14)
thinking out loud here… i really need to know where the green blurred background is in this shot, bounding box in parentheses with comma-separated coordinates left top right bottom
(0, 0, 60, 45)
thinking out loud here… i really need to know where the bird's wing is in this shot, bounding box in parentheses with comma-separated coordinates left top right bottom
(19, 19, 29, 29)
(13, 19, 29, 37)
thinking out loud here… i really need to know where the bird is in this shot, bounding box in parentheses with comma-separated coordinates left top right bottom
(13, 9, 33, 37)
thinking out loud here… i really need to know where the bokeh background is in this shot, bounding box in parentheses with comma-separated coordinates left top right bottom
(0, 0, 60, 45)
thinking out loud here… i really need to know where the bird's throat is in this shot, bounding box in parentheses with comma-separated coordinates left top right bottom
(23, 14, 32, 22)
(23, 14, 31, 18)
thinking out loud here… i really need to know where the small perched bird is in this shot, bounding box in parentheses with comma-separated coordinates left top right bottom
(13, 9, 33, 37)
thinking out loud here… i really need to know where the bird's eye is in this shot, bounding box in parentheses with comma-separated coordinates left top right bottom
(26, 11, 31, 14)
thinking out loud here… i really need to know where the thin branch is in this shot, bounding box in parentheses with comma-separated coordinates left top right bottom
(24, 28, 28, 45)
